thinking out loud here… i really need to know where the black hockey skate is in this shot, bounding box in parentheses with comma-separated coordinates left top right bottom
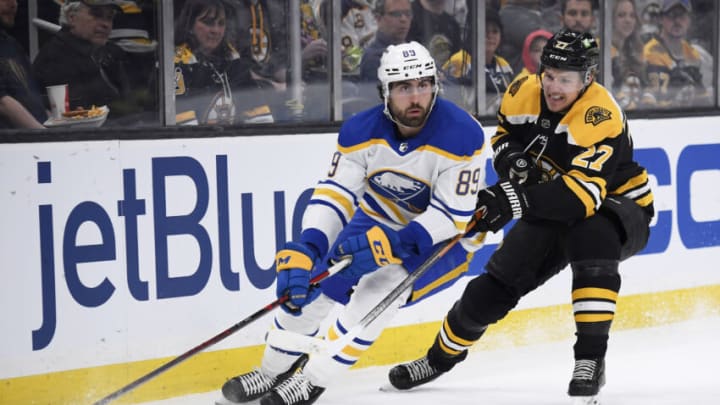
(388, 355, 444, 390)
(568, 358, 605, 405)
(222, 354, 308, 403)
(259, 372, 325, 405)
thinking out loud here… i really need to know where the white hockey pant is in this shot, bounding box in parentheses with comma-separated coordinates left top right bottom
(260, 264, 411, 386)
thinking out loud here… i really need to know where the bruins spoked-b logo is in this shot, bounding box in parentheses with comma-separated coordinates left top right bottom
(584, 106, 612, 126)
(508, 76, 529, 97)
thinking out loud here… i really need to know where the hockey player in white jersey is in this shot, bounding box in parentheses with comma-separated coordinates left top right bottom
(221, 41, 487, 405)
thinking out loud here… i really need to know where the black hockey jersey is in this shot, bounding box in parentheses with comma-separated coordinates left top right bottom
(492, 75, 654, 223)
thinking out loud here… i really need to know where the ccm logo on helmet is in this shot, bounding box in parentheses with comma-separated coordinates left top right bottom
(403, 64, 422, 70)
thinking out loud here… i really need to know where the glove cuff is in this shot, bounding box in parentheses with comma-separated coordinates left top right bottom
(397, 221, 431, 255)
(493, 141, 524, 178)
(276, 242, 317, 272)
(498, 179, 528, 219)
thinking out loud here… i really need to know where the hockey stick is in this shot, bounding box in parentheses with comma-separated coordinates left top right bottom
(92, 257, 351, 405)
(327, 213, 483, 354)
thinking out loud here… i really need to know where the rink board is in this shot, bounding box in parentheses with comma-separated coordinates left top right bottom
(0, 116, 719, 404)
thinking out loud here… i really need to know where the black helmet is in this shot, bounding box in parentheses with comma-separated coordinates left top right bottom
(540, 29, 599, 73)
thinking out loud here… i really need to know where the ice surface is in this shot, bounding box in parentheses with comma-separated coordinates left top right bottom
(140, 316, 720, 405)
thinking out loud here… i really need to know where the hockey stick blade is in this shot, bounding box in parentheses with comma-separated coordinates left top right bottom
(92, 258, 351, 405)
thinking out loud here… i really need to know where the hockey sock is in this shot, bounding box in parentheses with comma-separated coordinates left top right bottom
(427, 301, 487, 371)
(570, 259, 620, 359)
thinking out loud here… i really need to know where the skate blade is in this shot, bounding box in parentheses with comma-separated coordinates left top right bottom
(378, 383, 404, 392)
(571, 394, 600, 405)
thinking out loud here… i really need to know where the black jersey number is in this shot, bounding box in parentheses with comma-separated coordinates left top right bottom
(572, 145, 614, 172)
(456, 168, 482, 195)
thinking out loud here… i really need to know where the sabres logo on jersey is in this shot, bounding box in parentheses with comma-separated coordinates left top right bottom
(508, 76, 529, 97)
(584, 106, 612, 126)
(369, 170, 430, 213)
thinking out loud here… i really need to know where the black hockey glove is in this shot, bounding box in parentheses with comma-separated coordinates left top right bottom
(472, 179, 530, 233)
(504, 151, 543, 186)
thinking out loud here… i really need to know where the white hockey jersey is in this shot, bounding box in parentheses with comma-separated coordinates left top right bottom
(301, 98, 487, 258)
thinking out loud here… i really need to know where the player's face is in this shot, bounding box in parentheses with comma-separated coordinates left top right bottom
(192, 7, 227, 56)
(541, 67, 586, 112)
(0, 0, 18, 29)
(562, 0, 594, 33)
(69, 4, 116, 46)
(388, 78, 434, 129)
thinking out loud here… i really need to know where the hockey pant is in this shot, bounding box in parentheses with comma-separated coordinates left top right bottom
(261, 263, 411, 387)
(431, 197, 650, 365)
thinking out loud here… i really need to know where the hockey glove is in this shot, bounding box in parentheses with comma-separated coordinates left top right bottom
(275, 242, 321, 315)
(473, 179, 530, 233)
(331, 224, 406, 279)
(503, 151, 543, 186)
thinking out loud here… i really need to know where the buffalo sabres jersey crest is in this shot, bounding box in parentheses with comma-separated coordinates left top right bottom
(493, 75, 654, 221)
(301, 98, 486, 256)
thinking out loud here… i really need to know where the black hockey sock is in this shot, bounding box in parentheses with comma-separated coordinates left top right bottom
(427, 335, 469, 372)
(571, 259, 620, 360)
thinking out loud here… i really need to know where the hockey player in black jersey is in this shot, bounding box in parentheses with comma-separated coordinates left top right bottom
(389, 29, 655, 405)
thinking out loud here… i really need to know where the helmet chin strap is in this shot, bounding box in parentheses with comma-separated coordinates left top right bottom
(382, 85, 439, 131)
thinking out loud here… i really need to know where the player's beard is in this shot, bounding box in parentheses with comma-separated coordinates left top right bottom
(392, 102, 428, 128)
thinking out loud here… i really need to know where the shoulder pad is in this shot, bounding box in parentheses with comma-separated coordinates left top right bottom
(499, 75, 542, 125)
(558, 83, 624, 147)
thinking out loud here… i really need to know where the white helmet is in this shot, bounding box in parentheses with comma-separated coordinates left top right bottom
(377, 41, 439, 126)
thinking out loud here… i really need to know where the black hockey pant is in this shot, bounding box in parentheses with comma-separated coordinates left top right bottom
(428, 196, 650, 370)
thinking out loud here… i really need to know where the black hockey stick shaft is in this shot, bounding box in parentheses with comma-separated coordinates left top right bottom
(93, 258, 350, 405)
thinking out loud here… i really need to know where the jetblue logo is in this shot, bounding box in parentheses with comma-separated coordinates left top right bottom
(31, 155, 311, 350)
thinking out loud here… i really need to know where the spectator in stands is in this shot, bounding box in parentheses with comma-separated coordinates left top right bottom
(32, 0, 140, 124)
(611, 0, 655, 110)
(232, 0, 288, 91)
(109, 0, 159, 123)
(407, 0, 462, 67)
(444, 0, 467, 28)
(313, 0, 377, 79)
(560, 0, 596, 33)
(686, 0, 713, 52)
(174, 0, 273, 125)
(359, 0, 412, 82)
(498, 0, 543, 73)
(296, 0, 379, 120)
(643, 0, 711, 107)
(442, 7, 514, 115)
(515, 29, 552, 79)
(639, 1, 662, 43)
(0, 0, 47, 128)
